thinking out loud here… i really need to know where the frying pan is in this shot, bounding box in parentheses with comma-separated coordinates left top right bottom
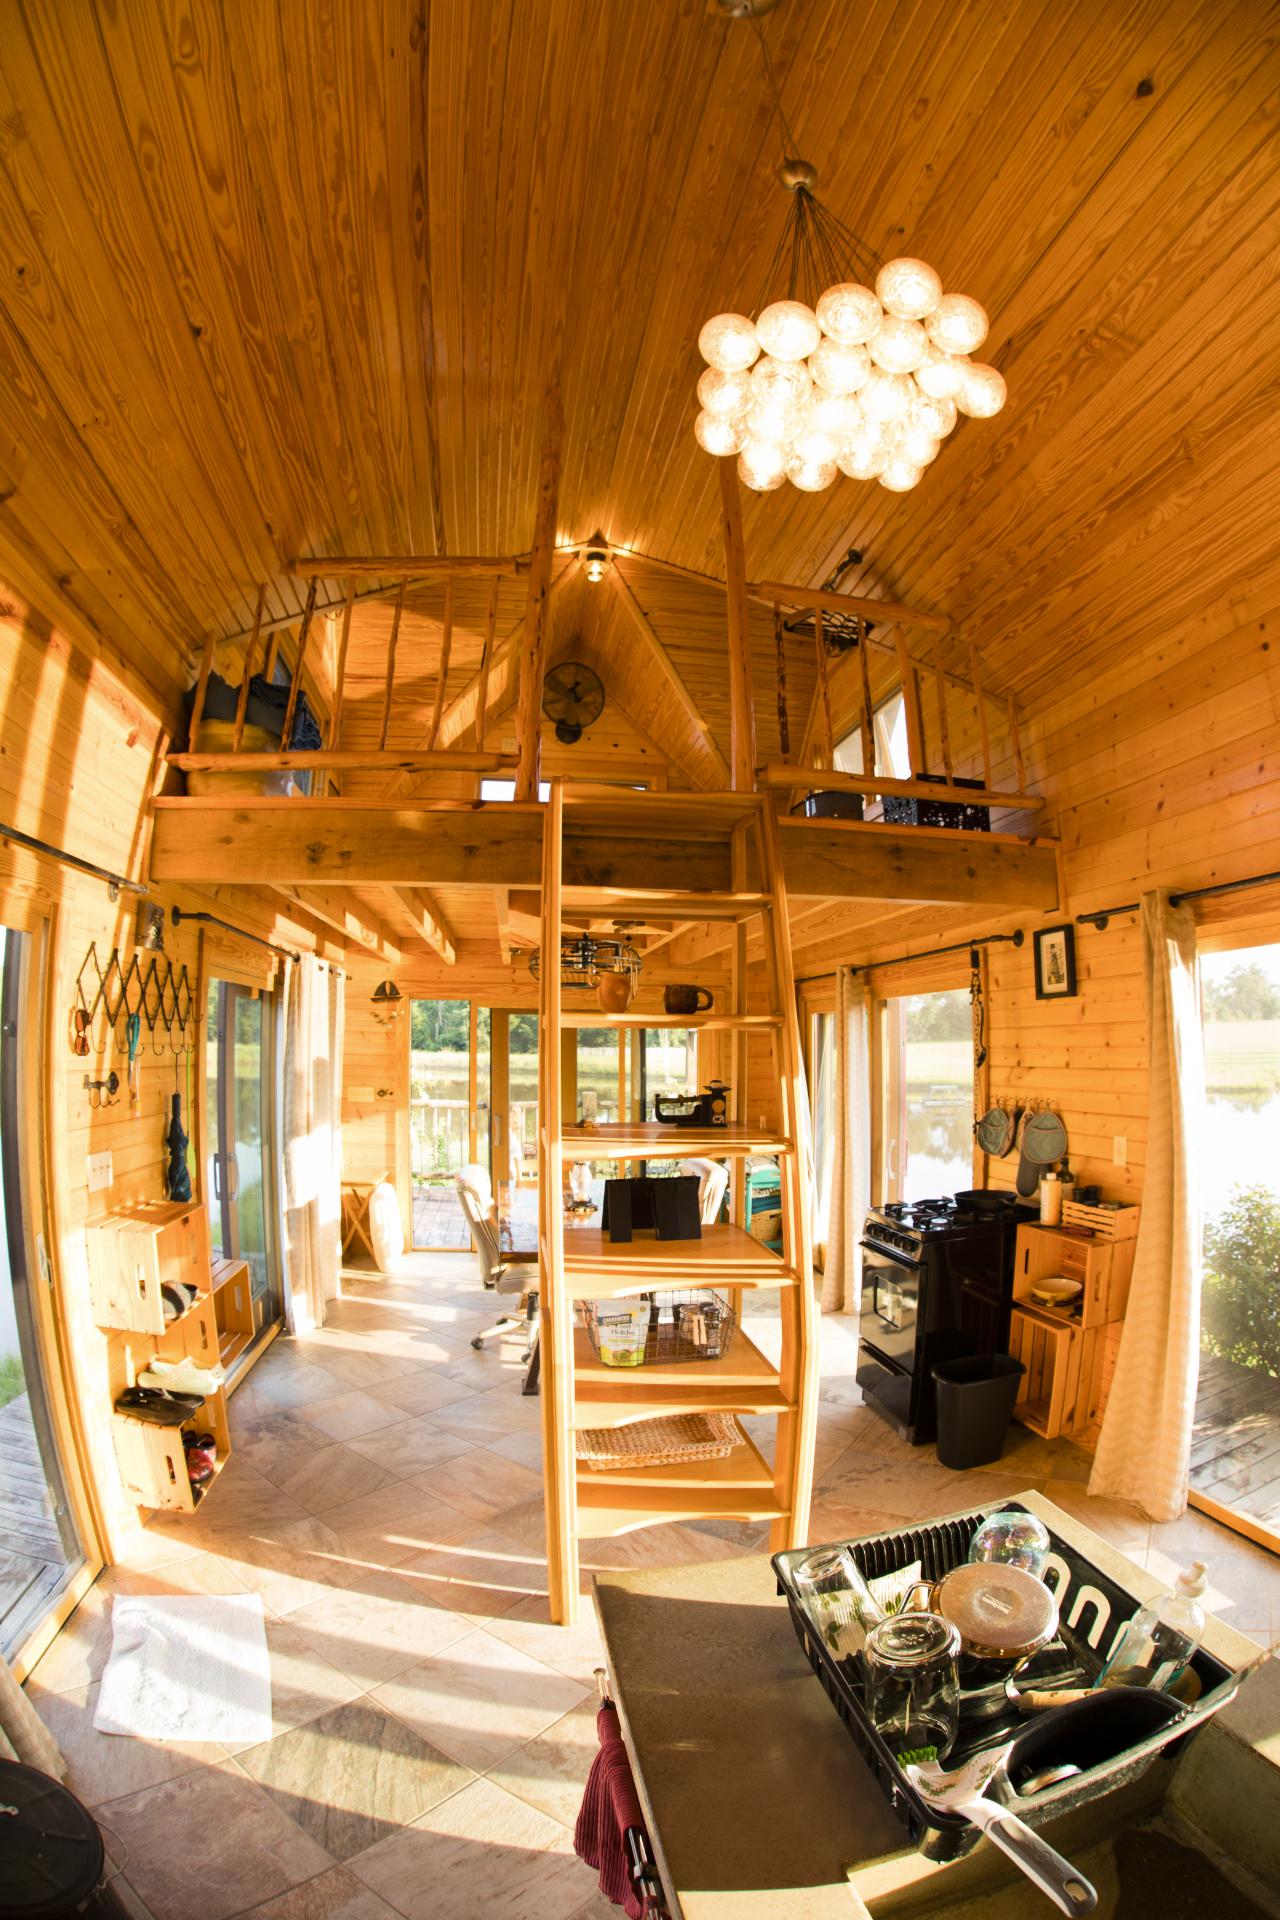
(1016, 1109, 1069, 1197)
(975, 1103, 1020, 1158)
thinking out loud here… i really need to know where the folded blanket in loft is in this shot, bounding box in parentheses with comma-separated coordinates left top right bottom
(185, 671, 322, 751)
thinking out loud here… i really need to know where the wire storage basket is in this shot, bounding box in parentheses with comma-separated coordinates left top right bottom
(581, 1289, 739, 1367)
(773, 1500, 1238, 1863)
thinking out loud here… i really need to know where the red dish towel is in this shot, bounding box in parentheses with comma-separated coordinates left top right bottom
(574, 1702, 660, 1919)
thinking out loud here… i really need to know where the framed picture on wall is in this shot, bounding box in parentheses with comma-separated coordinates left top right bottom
(1034, 924, 1077, 1000)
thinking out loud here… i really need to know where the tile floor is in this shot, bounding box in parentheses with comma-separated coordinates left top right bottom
(28, 1253, 1280, 1920)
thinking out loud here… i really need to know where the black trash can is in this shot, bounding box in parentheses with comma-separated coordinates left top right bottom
(931, 1355, 1025, 1470)
(0, 1758, 129, 1917)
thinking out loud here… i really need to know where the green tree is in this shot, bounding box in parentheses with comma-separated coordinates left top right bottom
(1202, 964, 1280, 1022)
(905, 990, 971, 1042)
(1202, 1184, 1280, 1377)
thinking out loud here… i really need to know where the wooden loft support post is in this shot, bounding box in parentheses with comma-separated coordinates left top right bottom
(718, 459, 756, 791)
(515, 383, 563, 801)
(428, 579, 455, 749)
(773, 604, 790, 761)
(378, 582, 405, 752)
(894, 628, 926, 776)
(475, 577, 498, 750)
(857, 626, 875, 780)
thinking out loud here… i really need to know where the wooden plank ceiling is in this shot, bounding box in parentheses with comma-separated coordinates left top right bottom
(1, 0, 1275, 969)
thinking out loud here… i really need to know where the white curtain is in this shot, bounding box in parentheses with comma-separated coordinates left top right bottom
(820, 968, 872, 1316)
(1090, 891, 1203, 1520)
(281, 957, 346, 1334)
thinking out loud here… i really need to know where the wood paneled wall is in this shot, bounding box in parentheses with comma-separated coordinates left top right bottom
(788, 574, 1280, 1208)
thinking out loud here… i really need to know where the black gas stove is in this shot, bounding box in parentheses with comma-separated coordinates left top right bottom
(858, 1191, 1036, 1444)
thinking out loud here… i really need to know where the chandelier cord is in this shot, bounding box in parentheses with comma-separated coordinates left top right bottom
(747, 11, 802, 164)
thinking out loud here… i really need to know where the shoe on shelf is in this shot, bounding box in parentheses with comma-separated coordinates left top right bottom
(115, 1386, 205, 1426)
(138, 1355, 225, 1397)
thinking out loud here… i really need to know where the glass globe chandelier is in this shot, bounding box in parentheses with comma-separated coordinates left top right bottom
(694, 7, 1007, 496)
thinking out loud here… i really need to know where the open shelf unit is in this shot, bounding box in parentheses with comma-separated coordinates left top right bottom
(538, 783, 818, 1625)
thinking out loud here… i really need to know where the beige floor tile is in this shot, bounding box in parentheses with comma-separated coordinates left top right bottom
(97, 1762, 333, 1920)
(484, 1592, 607, 1689)
(148, 1459, 305, 1541)
(220, 1615, 364, 1754)
(347, 1774, 598, 1920)
(297, 1391, 413, 1444)
(271, 1441, 397, 1517)
(407, 1445, 544, 1521)
(367, 1370, 485, 1418)
(29, 1680, 225, 1807)
(232, 1409, 331, 1484)
(488, 1427, 546, 1473)
(427, 1387, 541, 1445)
(212, 1515, 358, 1617)
(238, 1698, 474, 1862)
(255, 1362, 348, 1410)
(370, 1626, 587, 1772)
(396, 1523, 552, 1617)
(1041, 1478, 1151, 1554)
(318, 1479, 478, 1571)
(488, 1695, 600, 1828)
(108, 1525, 205, 1575)
(345, 1414, 475, 1478)
(227, 1865, 401, 1920)
(284, 1568, 474, 1688)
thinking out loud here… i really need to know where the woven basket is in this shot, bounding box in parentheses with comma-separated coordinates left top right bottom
(576, 1412, 742, 1472)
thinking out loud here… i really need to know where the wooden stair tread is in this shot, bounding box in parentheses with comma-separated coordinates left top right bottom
(573, 1382, 793, 1429)
(563, 1122, 791, 1157)
(575, 1428, 776, 1492)
(564, 1224, 793, 1294)
(558, 890, 771, 921)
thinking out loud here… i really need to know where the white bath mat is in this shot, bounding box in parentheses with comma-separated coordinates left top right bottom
(95, 1594, 272, 1744)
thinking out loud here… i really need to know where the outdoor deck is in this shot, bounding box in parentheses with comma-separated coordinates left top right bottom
(412, 1181, 539, 1253)
(0, 1392, 70, 1652)
(1191, 1351, 1280, 1532)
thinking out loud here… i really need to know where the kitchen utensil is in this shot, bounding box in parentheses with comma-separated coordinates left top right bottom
(652, 1081, 730, 1127)
(1018, 1109, 1069, 1197)
(975, 1103, 1017, 1157)
(907, 1750, 1097, 1915)
(910, 1561, 1060, 1670)
(663, 983, 714, 1015)
(596, 971, 634, 1014)
(864, 1612, 962, 1761)
(1029, 1277, 1083, 1309)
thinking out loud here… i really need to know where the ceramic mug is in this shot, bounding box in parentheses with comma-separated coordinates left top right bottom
(597, 972, 634, 1014)
(663, 983, 714, 1016)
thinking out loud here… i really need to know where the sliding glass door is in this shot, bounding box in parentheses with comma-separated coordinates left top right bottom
(0, 929, 91, 1661)
(1191, 941, 1280, 1546)
(205, 979, 281, 1353)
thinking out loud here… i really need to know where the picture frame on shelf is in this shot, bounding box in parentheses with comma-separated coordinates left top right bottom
(1034, 924, 1077, 1000)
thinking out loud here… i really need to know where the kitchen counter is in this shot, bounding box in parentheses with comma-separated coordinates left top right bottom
(591, 1492, 1272, 1920)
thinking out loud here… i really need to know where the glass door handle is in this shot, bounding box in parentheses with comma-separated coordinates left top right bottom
(213, 1158, 222, 1199)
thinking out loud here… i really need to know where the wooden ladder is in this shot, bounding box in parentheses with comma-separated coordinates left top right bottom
(537, 781, 818, 1626)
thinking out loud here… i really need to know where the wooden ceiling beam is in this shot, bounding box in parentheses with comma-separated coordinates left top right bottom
(288, 555, 525, 577)
(750, 582, 952, 635)
(720, 462, 757, 793)
(382, 884, 457, 966)
(604, 563, 729, 786)
(275, 885, 402, 964)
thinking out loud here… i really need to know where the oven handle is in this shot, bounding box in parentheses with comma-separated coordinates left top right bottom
(859, 1240, 920, 1267)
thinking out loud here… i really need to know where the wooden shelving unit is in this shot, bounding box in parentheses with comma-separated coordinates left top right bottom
(538, 783, 818, 1625)
(1009, 1221, 1137, 1445)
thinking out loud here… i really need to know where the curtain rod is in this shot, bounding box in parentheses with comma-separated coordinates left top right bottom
(170, 905, 299, 962)
(798, 928, 1024, 985)
(0, 819, 149, 899)
(1076, 866, 1280, 930)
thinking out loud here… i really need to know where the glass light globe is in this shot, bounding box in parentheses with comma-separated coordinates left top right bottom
(909, 392, 958, 438)
(880, 455, 923, 491)
(869, 314, 928, 374)
(876, 257, 943, 320)
(750, 355, 811, 408)
(698, 312, 760, 372)
(898, 423, 941, 464)
(809, 338, 871, 396)
(816, 281, 883, 346)
(860, 369, 913, 424)
(915, 343, 969, 400)
(792, 424, 842, 466)
(927, 293, 989, 355)
(756, 299, 821, 362)
(956, 361, 1008, 418)
(786, 452, 838, 492)
(694, 410, 749, 456)
(747, 401, 800, 447)
(809, 390, 861, 440)
(838, 439, 887, 481)
(738, 441, 789, 491)
(697, 367, 753, 418)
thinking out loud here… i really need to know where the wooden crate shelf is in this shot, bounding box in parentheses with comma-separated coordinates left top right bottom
(563, 1223, 793, 1295)
(538, 784, 819, 1625)
(1013, 1223, 1136, 1330)
(563, 1122, 792, 1158)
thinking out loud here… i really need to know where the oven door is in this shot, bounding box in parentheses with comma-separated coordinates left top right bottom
(858, 1246, 920, 1371)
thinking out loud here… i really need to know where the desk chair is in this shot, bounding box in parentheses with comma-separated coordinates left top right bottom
(455, 1163, 541, 1394)
(678, 1157, 730, 1225)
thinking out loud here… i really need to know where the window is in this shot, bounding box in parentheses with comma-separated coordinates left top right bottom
(479, 779, 550, 802)
(834, 690, 911, 779)
(881, 987, 974, 1202)
(1190, 941, 1280, 1543)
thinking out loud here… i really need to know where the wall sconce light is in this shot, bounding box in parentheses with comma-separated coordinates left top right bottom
(583, 531, 610, 584)
(370, 980, 404, 1026)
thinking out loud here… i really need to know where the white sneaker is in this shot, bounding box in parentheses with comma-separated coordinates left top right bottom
(139, 1356, 225, 1396)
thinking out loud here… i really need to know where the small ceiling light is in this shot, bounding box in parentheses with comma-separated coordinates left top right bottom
(583, 532, 610, 584)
